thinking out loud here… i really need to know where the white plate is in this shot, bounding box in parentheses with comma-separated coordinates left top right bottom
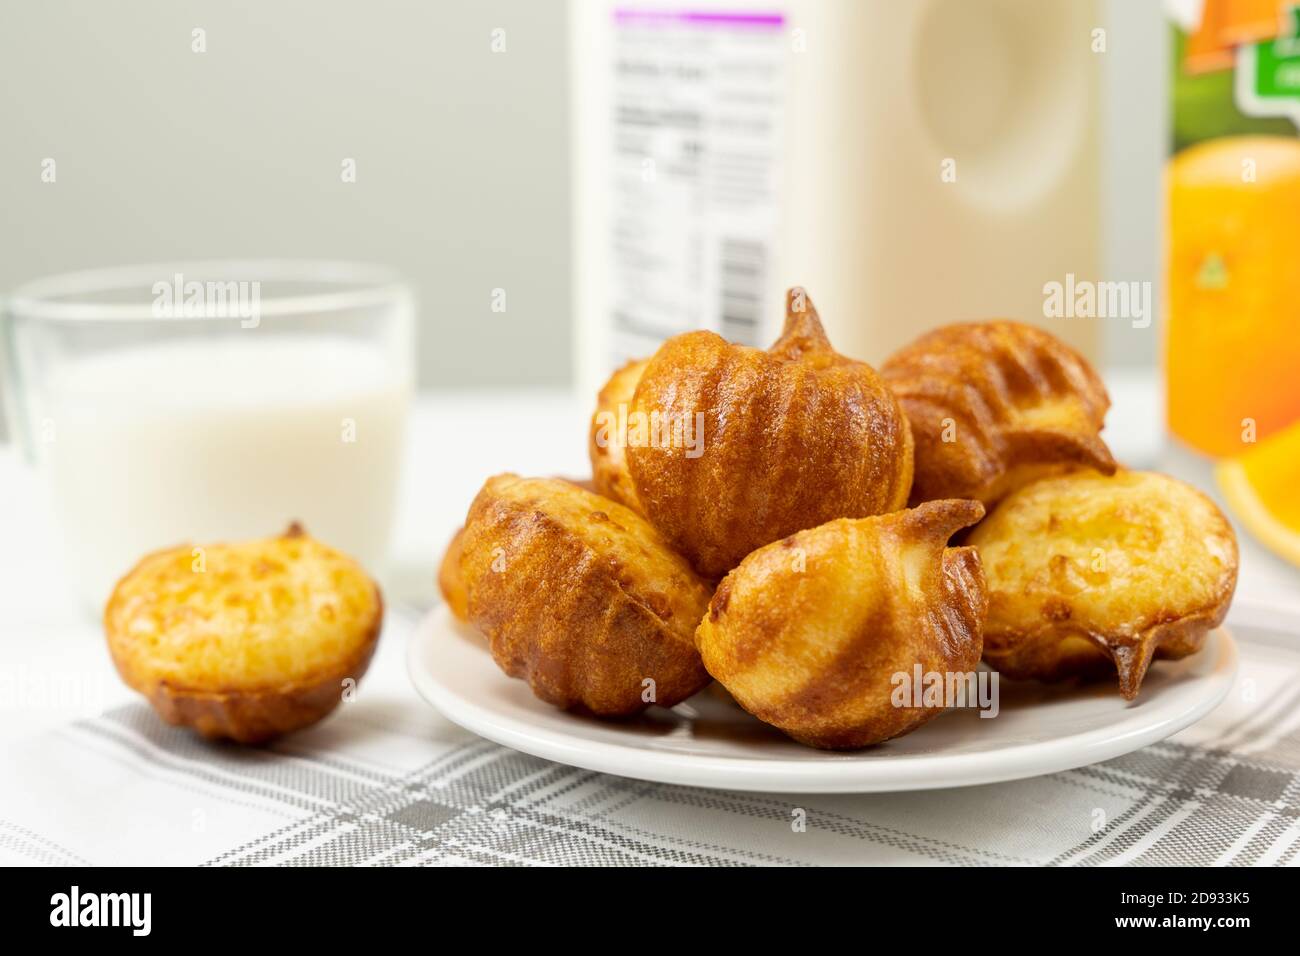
(408, 605, 1238, 793)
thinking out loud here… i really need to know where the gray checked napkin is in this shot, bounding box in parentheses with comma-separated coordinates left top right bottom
(3, 603, 1300, 867)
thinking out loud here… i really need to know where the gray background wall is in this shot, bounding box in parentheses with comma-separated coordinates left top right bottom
(1101, 0, 1166, 369)
(0, 0, 573, 395)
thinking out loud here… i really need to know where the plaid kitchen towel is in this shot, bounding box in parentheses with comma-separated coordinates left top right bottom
(3, 605, 1300, 867)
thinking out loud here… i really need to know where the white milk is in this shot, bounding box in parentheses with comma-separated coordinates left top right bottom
(42, 335, 410, 610)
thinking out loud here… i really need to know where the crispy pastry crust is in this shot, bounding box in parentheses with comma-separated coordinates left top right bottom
(140, 634, 379, 744)
(970, 470, 1238, 699)
(882, 321, 1116, 506)
(589, 358, 650, 514)
(105, 524, 383, 744)
(440, 479, 599, 625)
(438, 527, 470, 621)
(696, 499, 987, 749)
(627, 288, 914, 578)
(460, 474, 713, 716)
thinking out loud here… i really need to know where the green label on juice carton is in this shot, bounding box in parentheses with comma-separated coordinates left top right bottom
(1239, 5, 1300, 120)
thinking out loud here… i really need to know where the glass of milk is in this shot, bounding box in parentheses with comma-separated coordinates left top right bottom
(3, 261, 414, 612)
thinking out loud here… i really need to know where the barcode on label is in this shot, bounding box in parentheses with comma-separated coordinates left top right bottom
(719, 238, 766, 344)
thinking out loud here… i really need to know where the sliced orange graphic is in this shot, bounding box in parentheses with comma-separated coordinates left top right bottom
(1166, 136, 1300, 456)
(1216, 416, 1300, 568)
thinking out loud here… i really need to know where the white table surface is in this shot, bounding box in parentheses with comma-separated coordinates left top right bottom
(2, 380, 1297, 748)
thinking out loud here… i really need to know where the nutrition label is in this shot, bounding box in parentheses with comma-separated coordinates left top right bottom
(607, 8, 787, 364)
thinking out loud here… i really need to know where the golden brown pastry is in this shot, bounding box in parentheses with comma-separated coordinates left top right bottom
(589, 358, 649, 514)
(460, 474, 713, 715)
(626, 287, 913, 578)
(439, 478, 598, 624)
(969, 470, 1238, 699)
(438, 527, 469, 621)
(105, 524, 382, 744)
(696, 499, 987, 749)
(881, 321, 1116, 506)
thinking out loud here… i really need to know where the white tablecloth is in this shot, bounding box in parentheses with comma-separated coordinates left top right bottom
(2, 387, 1299, 866)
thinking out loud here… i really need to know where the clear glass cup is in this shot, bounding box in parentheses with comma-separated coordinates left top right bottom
(2, 260, 414, 611)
